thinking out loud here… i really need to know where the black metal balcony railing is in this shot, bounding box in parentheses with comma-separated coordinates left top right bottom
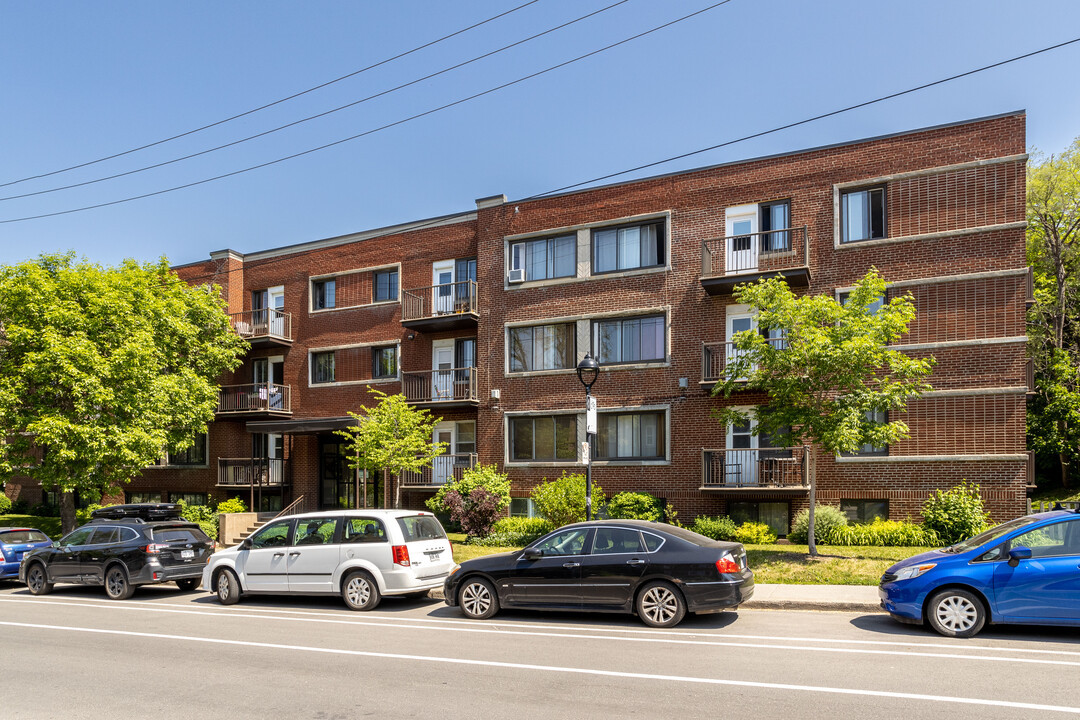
(400, 453, 479, 487)
(701, 226, 808, 278)
(401, 280, 478, 322)
(217, 458, 291, 487)
(217, 383, 292, 415)
(701, 338, 787, 383)
(402, 368, 478, 404)
(229, 308, 292, 343)
(702, 447, 807, 488)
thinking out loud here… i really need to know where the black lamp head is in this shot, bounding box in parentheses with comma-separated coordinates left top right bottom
(576, 352, 600, 390)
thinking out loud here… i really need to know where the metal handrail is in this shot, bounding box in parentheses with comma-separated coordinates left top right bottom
(401, 367, 477, 403)
(400, 453, 478, 486)
(701, 225, 808, 277)
(229, 308, 292, 341)
(401, 280, 478, 321)
(701, 447, 807, 488)
(217, 383, 292, 414)
(274, 495, 306, 520)
(701, 338, 787, 382)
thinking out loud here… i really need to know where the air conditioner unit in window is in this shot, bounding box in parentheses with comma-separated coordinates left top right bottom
(508, 268, 526, 284)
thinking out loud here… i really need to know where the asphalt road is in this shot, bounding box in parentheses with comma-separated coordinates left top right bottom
(3, 581, 1080, 719)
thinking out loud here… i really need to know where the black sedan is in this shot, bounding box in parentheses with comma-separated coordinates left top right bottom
(444, 519, 754, 627)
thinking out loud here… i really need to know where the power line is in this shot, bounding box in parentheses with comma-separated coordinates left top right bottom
(0, 0, 736, 224)
(162, 33, 1080, 287)
(0, 0, 542, 190)
(0, 0, 630, 203)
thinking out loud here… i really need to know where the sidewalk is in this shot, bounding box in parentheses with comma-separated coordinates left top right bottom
(427, 583, 884, 613)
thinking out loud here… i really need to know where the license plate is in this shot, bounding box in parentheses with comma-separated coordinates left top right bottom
(425, 551, 442, 560)
(181, 550, 195, 559)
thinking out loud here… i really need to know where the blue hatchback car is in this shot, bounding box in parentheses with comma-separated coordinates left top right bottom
(0, 527, 54, 580)
(880, 509, 1080, 637)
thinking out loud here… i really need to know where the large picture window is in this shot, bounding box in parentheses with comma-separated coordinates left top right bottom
(510, 415, 577, 462)
(841, 186, 886, 243)
(167, 434, 207, 466)
(510, 235, 575, 282)
(509, 323, 575, 372)
(596, 411, 665, 460)
(593, 315, 665, 364)
(592, 221, 665, 273)
(373, 269, 398, 302)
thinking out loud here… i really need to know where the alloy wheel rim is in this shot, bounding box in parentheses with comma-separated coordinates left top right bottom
(936, 595, 977, 631)
(218, 574, 231, 600)
(347, 577, 370, 607)
(107, 571, 125, 597)
(642, 587, 677, 624)
(29, 567, 43, 591)
(462, 583, 491, 616)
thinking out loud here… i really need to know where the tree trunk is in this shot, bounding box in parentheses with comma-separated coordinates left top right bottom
(1061, 451, 1073, 490)
(60, 490, 77, 535)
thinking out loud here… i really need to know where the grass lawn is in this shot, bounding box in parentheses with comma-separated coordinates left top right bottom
(447, 532, 923, 585)
(1029, 486, 1080, 504)
(0, 515, 63, 539)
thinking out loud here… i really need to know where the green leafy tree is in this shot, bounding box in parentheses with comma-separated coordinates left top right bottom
(0, 254, 247, 533)
(531, 472, 605, 528)
(335, 389, 446, 508)
(1027, 138, 1080, 489)
(713, 269, 934, 555)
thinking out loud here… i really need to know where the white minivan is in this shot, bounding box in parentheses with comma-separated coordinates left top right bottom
(203, 509, 454, 610)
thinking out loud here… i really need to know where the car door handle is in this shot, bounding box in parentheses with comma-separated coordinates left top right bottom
(626, 559, 646, 565)
(562, 562, 580, 568)
(273, 552, 285, 558)
(289, 552, 301, 557)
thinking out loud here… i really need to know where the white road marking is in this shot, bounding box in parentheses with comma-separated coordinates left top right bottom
(1, 619, 1078, 715)
(2, 595, 1079, 668)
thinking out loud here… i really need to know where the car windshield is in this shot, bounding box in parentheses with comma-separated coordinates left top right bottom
(950, 516, 1043, 553)
(396, 515, 446, 542)
(0, 530, 49, 544)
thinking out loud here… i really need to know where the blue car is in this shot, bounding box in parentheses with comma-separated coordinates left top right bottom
(880, 509, 1080, 637)
(0, 527, 54, 580)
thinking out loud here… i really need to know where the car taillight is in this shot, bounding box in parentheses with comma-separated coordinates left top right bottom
(144, 544, 165, 554)
(392, 545, 410, 567)
(716, 555, 740, 574)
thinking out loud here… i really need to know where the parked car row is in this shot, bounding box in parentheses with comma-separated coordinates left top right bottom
(8, 503, 1080, 636)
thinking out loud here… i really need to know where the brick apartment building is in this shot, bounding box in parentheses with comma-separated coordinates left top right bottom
(12, 112, 1032, 535)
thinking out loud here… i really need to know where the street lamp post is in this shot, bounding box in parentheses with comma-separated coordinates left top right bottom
(576, 352, 600, 521)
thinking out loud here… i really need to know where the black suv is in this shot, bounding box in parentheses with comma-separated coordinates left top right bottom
(19, 503, 214, 600)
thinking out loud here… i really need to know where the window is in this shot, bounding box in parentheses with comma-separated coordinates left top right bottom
(251, 520, 292, 549)
(838, 290, 884, 315)
(592, 527, 645, 554)
(455, 421, 476, 455)
(455, 338, 477, 369)
(510, 497, 539, 518)
(596, 411, 665, 460)
(511, 235, 576, 282)
(167, 434, 207, 466)
(841, 500, 889, 524)
(153, 527, 209, 543)
(126, 492, 164, 504)
(759, 200, 791, 252)
(533, 527, 589, 556)
(343, 518, 388, 543)
(312, 351, 335, 384)
(840, 409, 889, 456)
(373, 269, 398, 302)
(313, 279, 336, 309)
(90, 527, 121, 545)
(1009, 520, 1080, 558)
(841, 186, 886, 243)
(58, 526, 95, 547)
(396, 515, 448, 541)
(510, 415, 577, 462)
(729, 501, 790, 537)
(593, 221, 665, 273)
(295, 517, 338, 545)
(173, 492, 207, 506)
(372, 346, 397, 378)
(509, 323, 575, 372)
(593, 315, 665, 364)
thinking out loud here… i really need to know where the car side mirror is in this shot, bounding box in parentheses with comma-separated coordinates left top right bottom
(523, 548, 543, 561)
(1008, 546, 1032, 567)
(240, 537, 253, 550)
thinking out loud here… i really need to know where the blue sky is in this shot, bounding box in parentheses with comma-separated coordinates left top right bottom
(1, 0, 1078, 267)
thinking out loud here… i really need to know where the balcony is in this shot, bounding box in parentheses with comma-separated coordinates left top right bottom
(400, 280, 479, 332)
(402, 368, 478, 409)
(701, 338, 787, 386)
(216, 383, 292, 418)
(701, 447, 808, 491)
(400, 453, 478, 488)
(229, 308, 293, 347)
(217, 457, 291, 487)
(700, 226, 810, 295)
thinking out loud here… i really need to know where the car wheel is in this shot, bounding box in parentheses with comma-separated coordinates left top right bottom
(26, 563, 52, 596)
(176, 578, 201, 592)
(215, 568, 241, 605)
(342, 571, 381, 611)
(926, 588, 986, 638)
(636, 581, 686, 628)
(104, 566, 134, 601)
(458, 577, 499, 620)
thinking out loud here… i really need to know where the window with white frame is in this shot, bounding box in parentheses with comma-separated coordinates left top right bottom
(840, 186, 886, 243)
(592, 220, 665, 273)
(509, 323, 575, 372)
(595, 411, 665, 460)
(510, 234, 576, 282)
(593, 315, 665, 364)
(510, 415, 578, 462)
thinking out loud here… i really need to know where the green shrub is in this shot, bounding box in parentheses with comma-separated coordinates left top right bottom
(826, 519, 940, 547)
(472, 517, 555, 547)
(605, 492, 664, 522)
(31, 503, 59, 517)
(215, 497, 248, 514)
(11, 499, 30, 514)
(0, 494, 12, 514)
(178, 501, 216, 524)
(734, 521, 777, 545)
(788, 505, 849, 544)
(531, 472, 605, 528)
(427, 464, 510, 515)
(922, 481, 992, 545)
(689, 515, 738, 541)
(198, 520, 219, 543)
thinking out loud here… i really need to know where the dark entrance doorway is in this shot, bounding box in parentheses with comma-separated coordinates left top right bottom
(318, 436, 384, 509)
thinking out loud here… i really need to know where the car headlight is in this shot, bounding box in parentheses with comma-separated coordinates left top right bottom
(895, 563, 937, 581)
(448, 564, 461, 577)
